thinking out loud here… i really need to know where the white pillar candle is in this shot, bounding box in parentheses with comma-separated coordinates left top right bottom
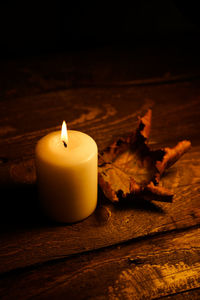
(35, 122, 98, 223)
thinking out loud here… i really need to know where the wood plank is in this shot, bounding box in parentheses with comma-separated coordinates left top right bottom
(0, 81, 200, 274)
(0, 227, 200, 299)
(0, 81, 200, 157)
(1, 46, 200, 101)
(159, 289, 200, 300)
(0, 147, 199, 274)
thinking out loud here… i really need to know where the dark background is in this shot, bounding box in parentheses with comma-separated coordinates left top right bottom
(0, 1, 199, 58)
(0, 0, 200, 101)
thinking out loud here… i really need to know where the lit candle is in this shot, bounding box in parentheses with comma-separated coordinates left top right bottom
(35, 121, 98, 223)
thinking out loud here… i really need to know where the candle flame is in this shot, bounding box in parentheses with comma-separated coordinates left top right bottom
(61, 121, 68, 147)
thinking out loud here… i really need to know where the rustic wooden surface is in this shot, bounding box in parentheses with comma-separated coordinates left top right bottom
(1, 227, 200, 299)
(0, 48, 200, 299)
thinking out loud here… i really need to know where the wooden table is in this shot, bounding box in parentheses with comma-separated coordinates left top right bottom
(0, 46, 200, 299)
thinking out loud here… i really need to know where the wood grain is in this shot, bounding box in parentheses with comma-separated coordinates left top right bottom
(0, 81, 200, 276)
(1, 82, 200, 158)
(0, 227, 199, 299)
(1, 46, 200, 101)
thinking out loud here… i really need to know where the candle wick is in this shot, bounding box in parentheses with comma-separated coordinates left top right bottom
(63, 141, 67, 148)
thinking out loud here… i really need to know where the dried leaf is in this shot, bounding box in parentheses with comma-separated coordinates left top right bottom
(98, 109, 191, 203)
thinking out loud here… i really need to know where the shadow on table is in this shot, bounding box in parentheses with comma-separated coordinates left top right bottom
(0, 183, 55, 232)
(99, 187, 165, 214)
(0, 182, 165, 232)
(117, 197, 165, 213)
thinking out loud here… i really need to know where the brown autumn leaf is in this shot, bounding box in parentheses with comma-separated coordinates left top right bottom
(98, 109, 191, 203)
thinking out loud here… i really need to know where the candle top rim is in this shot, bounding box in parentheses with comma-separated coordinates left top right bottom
(36, 130, 97, 166)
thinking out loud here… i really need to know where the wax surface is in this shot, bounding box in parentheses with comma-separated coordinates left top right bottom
(35, 130, 98, 223)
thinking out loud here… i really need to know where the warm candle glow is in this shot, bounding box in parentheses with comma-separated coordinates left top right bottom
(61, 121, 68, 147)
(36, 124, 98, 222)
